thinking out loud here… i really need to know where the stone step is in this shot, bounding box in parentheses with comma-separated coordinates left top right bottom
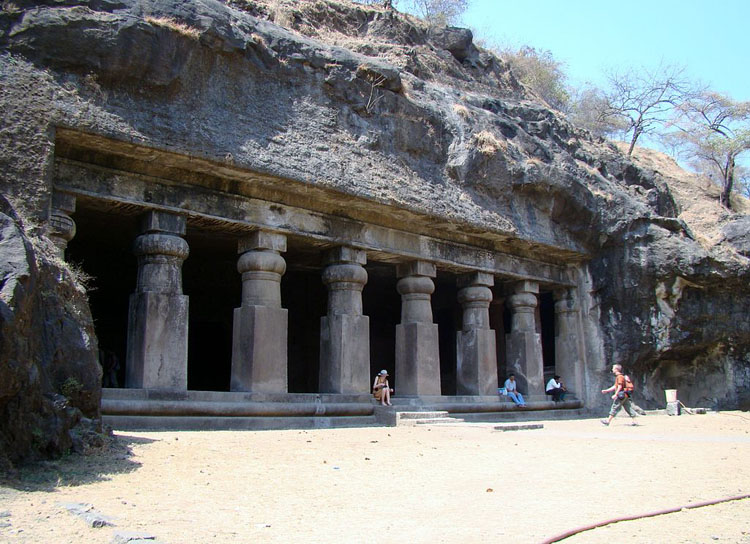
(103, 414, 379, 431)
(396, 411, 451, 420)
(414, 418, 465, 425)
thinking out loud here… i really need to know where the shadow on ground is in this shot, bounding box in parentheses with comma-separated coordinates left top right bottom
(0, 433, 157, 492)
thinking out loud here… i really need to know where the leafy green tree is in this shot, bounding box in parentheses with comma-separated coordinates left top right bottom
(671, 92, 750, 209)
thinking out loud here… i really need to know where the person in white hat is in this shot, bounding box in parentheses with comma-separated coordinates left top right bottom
(372, 369, 393, 406)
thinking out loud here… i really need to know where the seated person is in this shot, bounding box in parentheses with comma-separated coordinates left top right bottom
(545, 375, 567, 402)
(373, 369, 393, 406)
(503, 374, 526, 407)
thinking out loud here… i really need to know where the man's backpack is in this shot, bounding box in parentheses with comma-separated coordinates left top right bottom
(624, 374, 635, 394)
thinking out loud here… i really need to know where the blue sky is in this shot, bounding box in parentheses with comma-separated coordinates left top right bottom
(461, 0, 750, 101)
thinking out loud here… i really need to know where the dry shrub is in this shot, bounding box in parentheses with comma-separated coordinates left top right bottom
(145, 16, 200, 39)
(452, 104, 470, 118)
(472, 130, 506, 156)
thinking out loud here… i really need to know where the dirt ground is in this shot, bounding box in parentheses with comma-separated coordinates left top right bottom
(1, 411, 749, 544)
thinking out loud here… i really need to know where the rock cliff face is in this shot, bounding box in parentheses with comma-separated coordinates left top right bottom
(0, 0, 748, 461)
(0, 196, 101, 469)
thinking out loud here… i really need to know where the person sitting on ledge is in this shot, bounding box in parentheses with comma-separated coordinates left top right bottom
(373, 369, 393, 406)
(545, 375, 567, 402)
(503, 374, 526, 407)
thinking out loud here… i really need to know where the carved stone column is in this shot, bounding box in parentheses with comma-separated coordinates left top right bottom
(230, 231, 288, 393)
(48, 192, 77, 259)
(395, 261, 441, 396)
(554, 288, 584, 399)
(505, 280, 544, 398)
(456, 272, 498, 396)
(126, 211, 189, 390)
(319, 247, 370, 394)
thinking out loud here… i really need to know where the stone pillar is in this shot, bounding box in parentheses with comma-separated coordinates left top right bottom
(230, 231, 288, 393)
(48, 192, 77, 259)
(456, 272, 498, 396)
(126, 211, 189, 390)
(319, 247, 370, 394)
(505, 280, 544, 398)
(554, 288, 584, 399)
(395, 261, 441, 396)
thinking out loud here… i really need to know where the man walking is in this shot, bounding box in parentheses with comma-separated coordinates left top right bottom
(601, 364, 637, 426)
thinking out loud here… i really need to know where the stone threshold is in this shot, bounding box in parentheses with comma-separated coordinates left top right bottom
(102, 389, 583, 430)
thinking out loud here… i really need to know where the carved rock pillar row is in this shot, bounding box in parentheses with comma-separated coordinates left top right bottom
(230, 231, 288, 393)
(395, 261, 441, 396)
(554, 288, 584, 400)
(456, 272, 498, 396)
(48, 192, 77, 259)
(505, 280, 544, 398)
(319, 247, 370, 394)
(126, 211, 189, 391)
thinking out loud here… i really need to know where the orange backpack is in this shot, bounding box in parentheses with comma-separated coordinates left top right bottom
(624, 374, 635, 394)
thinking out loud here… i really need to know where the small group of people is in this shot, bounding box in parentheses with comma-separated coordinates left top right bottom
(501, 373, 568, 407)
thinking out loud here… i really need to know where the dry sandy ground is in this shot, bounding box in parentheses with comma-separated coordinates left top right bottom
(1, 411, 750, 544)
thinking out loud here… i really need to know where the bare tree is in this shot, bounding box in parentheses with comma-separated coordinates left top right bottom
(603, 64, 693, 156)
(671, 92, 750, 209)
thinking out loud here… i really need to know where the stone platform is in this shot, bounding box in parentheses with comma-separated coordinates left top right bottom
(101, 389, 584, 430)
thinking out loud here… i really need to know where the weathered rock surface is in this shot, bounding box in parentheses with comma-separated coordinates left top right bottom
(0, 0, 748, 451)
(0, 195, 101, 469)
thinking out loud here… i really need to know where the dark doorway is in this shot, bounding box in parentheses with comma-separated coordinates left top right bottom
(540, 291, 556, 381)
(363, 263, 400, 390)
(182, 228, 238, 392)
(66, 205, 139, 388)
(283, 269, 326, 393)
(434, 271, 460, 396)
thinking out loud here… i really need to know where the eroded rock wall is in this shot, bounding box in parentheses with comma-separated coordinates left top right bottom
(0, 196, 100, 469)
(0, 0, 747, 453)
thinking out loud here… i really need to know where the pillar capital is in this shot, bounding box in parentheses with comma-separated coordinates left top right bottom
(457, 271, 494, 289)
(140, 210, 186, 236)
(48, 192, 77, 259)
(554, 287, 579, 313)
(324, 246, 366, 266)
(397, 260, 436, 279)
(238, 231, 287, 254)
(511, 280, 539, 295)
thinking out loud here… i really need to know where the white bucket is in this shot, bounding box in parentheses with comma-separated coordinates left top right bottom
(664, 389, 678, 403)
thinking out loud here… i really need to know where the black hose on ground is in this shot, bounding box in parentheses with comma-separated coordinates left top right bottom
(540, 493, 750, 544)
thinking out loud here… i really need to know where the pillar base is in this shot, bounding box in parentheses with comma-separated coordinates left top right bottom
(231, 305, 288, 393)
(126, 292, 188, 390)
(395, 322, 441, 396)
(457, 329, 498, 395)
(320, 314, 370, 394)
(505, 331, 544, 397)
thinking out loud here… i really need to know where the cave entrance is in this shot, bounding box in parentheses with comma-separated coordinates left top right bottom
(66, 204, 138, 389)
(540, 291, 556, 385)
(435, 271, 460, 396)
(182, 228, 238, 392)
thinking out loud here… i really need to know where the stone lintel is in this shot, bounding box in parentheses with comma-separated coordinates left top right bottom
(512, 280, 539, 295)
(397, 260, 436, 279)
(457, 271, 494, 289)
(51, 191, 76, 214)
(238, 230, 287, 254)
(324, 246, 367, 265)
(140, 210, 186, 236)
